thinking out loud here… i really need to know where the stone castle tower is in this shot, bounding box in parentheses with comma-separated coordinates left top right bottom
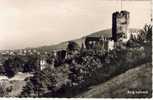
(112, 10, 130, 42)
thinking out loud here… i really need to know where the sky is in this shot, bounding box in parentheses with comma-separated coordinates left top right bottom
(0, 0, 151, 50)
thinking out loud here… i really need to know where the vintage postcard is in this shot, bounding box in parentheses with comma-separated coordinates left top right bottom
(0, 0, 152, 98)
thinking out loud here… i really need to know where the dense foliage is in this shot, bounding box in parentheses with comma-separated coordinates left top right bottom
(0, 24, 152, 97)
(0, 55, 39, 78)
(20, 68, 57, 97)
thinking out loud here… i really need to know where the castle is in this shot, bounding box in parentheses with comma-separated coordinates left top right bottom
(85, 10, 130, 50)
(38, 10, 131, 70)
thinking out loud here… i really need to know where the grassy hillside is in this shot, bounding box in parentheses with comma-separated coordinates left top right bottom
(76, 63, 152, 98)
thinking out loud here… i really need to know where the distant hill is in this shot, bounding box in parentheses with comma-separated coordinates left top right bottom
(34, 28, 142, 52)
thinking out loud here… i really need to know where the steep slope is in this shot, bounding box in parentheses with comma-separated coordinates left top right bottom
(76, 63, 152, 98)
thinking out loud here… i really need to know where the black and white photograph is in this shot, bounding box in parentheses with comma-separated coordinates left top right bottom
(0, 0, 152, 98)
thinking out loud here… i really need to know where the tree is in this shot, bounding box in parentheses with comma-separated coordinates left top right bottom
(0, 65, 5, 75)
(20, 80, 35, 97)
(0, 86, 7, 97)
(142, 24, 152, 42)
(20, 68, 57, 97)
(23, 55, 39, 72)
(67, 41, 80, 52)
(145, 24, 152, 42)
(3, 58, 16, 78)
